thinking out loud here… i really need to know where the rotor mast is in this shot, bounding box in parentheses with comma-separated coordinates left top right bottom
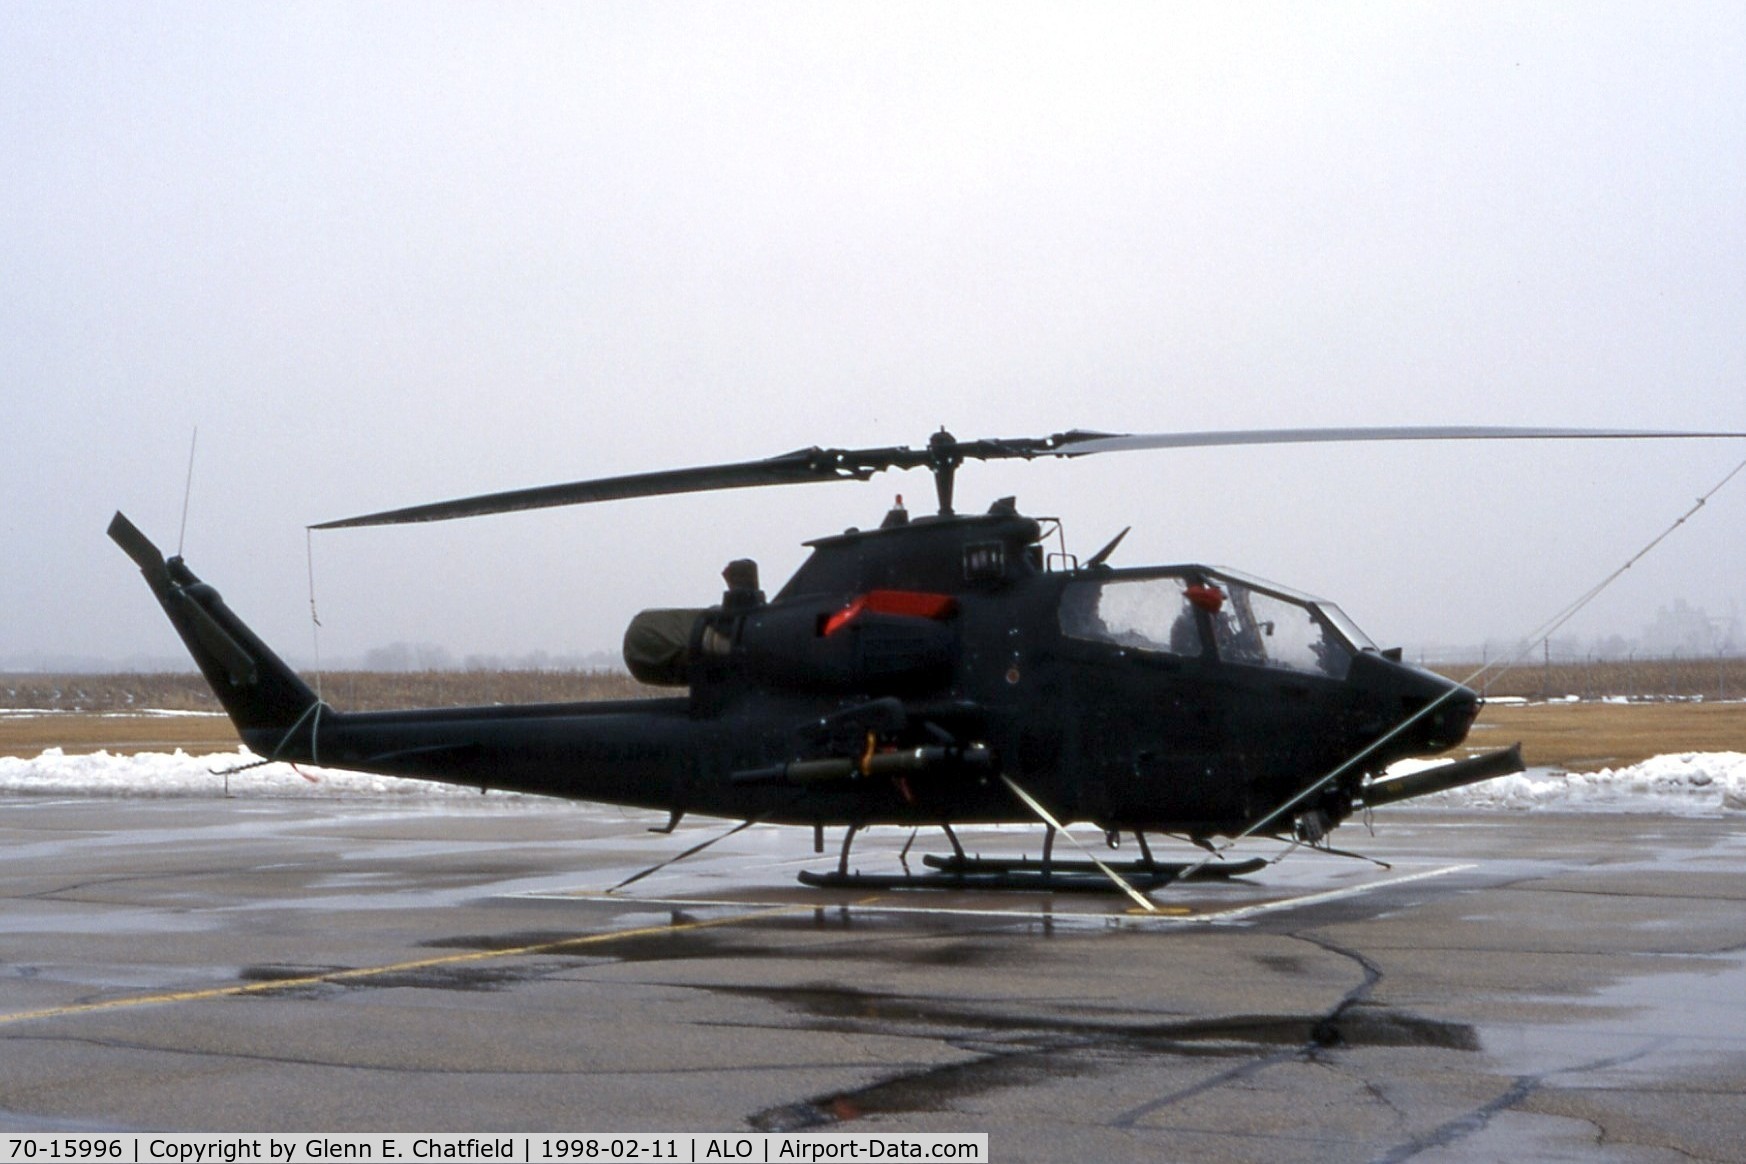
(927, 428, 965, 515)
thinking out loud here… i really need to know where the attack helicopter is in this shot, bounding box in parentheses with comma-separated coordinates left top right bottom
(110, 425, 1744, 895)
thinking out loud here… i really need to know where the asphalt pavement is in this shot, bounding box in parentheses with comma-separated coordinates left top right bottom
(3, 795, 1745, 1163)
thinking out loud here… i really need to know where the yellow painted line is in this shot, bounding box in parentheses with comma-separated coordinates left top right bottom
(539, 888, 1196, 922)
(0, 903, 811, 1028)
(1188, 863, 1476, 923)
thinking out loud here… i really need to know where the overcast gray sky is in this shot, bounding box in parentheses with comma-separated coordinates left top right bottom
(4, 2, 1744, 669)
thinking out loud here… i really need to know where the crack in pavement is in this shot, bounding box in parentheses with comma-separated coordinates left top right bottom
(742, 928, 1465, 1135)
(1366, 1043, 1665, 1163)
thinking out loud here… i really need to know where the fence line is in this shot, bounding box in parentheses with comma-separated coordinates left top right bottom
(1426, 656, 1745, 701)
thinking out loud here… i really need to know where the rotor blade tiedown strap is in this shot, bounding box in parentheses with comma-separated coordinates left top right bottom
(1000, 775, 1158, 914)
(605, 799, 802, 894)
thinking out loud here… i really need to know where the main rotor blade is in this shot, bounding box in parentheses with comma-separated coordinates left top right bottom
(1045, 425, 1746, 458)
(313, 423, 1745, 529)
(311, 447, 894, 529)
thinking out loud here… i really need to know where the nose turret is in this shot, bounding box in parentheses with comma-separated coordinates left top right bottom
(1410, 677, 1481, 751)
(1345, 650, 1481, 768)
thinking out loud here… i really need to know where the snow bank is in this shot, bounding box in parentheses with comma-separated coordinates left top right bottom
(1393, 752, 1746, 815)
(5, 746, 1746, 815)
(0, 747, 507, 800)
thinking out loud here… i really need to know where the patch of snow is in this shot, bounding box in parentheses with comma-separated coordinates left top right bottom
(0, 748, 517, 800)
(1387, 752, 1746, 816)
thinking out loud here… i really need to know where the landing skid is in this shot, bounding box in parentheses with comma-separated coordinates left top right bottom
(797, 855, 1267, 893)
(923, 853, 1266, 878)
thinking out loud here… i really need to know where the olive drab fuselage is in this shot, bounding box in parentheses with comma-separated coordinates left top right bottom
(112, 501, 1480, 844)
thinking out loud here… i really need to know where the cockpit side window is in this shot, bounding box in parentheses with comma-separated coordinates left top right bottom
(1213, 580, 1354, 679)
(1059, 576, 1204, 656)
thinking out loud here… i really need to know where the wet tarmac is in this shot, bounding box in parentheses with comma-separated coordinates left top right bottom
(3, 795, 1745, 1162)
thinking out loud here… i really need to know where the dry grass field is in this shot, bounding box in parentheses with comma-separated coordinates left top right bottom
(1427, 656, 1746, 701)
(1459, 700, 1746, 771)
(1, 669, 655, 713)
(4, 669, 1743, 770)
(0, 710, 239, 757)
(0, 670, 658, 760)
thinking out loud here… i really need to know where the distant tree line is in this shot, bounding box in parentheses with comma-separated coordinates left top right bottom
(359, 641, 623, 672)
(1415, 599, 1743, 667)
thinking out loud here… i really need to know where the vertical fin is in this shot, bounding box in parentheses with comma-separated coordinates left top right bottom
(110, 512, 321, 735)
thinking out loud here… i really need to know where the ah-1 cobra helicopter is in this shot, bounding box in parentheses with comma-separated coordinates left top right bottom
(110, 425, 1743, 895)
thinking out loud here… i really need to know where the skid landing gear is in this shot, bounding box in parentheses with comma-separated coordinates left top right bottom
(797, 857, 1265, 893)
(797, 826, 1266, 893)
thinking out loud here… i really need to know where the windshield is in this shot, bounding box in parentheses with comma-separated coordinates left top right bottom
(1212, 581, 1353, 677)
(1315, 602, 1376, 653)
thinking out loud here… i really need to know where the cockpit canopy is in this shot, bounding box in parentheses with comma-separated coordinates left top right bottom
(1059, 568, 1375, 680)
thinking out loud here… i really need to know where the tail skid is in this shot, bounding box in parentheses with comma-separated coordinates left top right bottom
(109, 512, 324, 746)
